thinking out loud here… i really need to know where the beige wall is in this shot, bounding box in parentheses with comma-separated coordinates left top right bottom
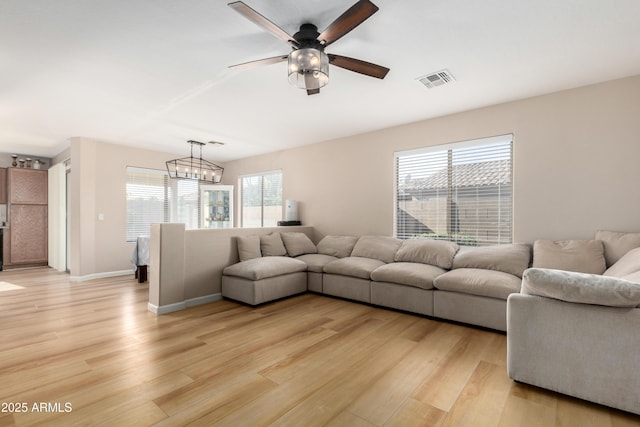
(69, 74, 640, 278)
(68, 138, 227, 278)
(223, 75, 640, 244)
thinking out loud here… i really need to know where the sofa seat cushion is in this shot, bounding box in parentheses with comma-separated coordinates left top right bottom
(323, 256, 386, 280)
(223, 256, 307, 281)
(370, 262, 446, 290)
(433, 268, 522, 300)
(521, 267, 640, 307)
(295, 253, 338, 273)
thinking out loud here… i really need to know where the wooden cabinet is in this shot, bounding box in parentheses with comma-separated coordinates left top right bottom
(5, 168, 48, 267)
(8, 168, 47, 204)
(9, 204, 48, 264)
(0, 168, 6, 204)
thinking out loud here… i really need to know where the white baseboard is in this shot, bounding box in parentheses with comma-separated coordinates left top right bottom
(69, 269, 135, 282)
(186, 293, 223, 308)
(148, 293, 222, 315)
(148, 301, 185, 315)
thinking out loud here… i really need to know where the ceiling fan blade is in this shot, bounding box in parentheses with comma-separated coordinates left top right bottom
(228, 1, 297, 46)
(229, 54, 288, 70)
(318, 0, 379, 47)
(328, 54, 389, 79)
(307, 88, 320, 95)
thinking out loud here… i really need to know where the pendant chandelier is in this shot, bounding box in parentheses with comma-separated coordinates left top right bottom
(166, 140, 224, 183)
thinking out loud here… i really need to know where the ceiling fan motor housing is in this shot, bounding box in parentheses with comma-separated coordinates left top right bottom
(293, 23, 323, 49)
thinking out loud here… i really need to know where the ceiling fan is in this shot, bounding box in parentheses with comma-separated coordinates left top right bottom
(228, 0, 390, 95)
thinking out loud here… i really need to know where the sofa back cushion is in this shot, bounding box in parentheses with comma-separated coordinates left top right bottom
(394, 239, 459, 269)
(603, 247, 640, 279)
(452, 243, 531, 278)
(350, 235, 403, 263)
(237, 235, 261, 261)
(316, 235, 359, 258)
(281, 232, 317, 257)
(533, 239, 606, 274)
(595, 230, 640, 267)
(619, 271, 640, 284)
(260, 232, 287, 257)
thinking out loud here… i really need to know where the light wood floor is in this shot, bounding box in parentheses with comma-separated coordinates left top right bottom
(0, 268, 638, 427)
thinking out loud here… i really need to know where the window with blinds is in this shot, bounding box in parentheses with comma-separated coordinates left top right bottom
(239, 170, 283, 227)
(125, 167, 199, 242)
(395, 135, 513, 246)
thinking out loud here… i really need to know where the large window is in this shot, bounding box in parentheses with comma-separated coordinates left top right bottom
(126, 167, 199, 242)
(395, 135, 513, 246)
(239, 170, 283, 227)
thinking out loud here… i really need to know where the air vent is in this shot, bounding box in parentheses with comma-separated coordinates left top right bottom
(417, 69, 455, 89)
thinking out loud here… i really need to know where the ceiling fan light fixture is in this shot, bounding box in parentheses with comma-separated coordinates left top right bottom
(288, 48, 329, 90)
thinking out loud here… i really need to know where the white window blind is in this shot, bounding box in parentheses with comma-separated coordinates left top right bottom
(239, 170, 283, 227)
(395, 135, 513, 246)
(126, 167, 199, 242)
(171, 179, 199, 230)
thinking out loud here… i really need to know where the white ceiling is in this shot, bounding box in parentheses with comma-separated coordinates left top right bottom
(1, 0, 639, 161)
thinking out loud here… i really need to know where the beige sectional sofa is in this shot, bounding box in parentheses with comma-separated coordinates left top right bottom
(221, 229, 640, 414)
(221, 232, 532, 331)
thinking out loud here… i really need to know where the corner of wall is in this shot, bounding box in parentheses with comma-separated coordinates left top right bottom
(149, 223, 186, 310)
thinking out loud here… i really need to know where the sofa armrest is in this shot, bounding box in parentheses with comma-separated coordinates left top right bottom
(506, 293, 640, 414)
(521, 267, 640, 307)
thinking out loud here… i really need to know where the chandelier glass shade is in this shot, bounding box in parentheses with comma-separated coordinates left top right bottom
(288, 48, 329, 90)
(166, 140, 224, 183)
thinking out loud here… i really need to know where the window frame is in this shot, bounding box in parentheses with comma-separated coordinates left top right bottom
(238, 170, 283, 228)
(394, 134, 513, 246)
